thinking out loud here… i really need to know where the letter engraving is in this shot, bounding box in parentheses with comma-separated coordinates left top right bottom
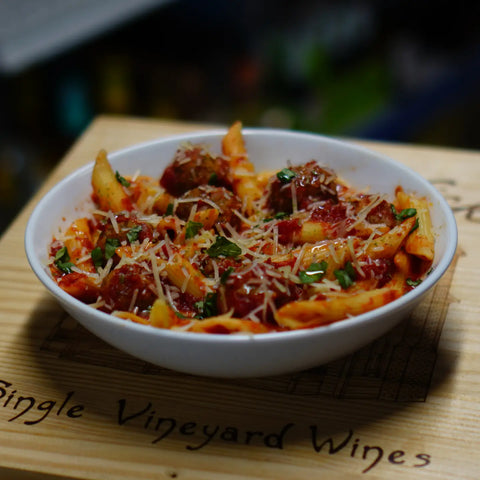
(362, 445, 383, 473)
(264, 423, 294, 449)
(186, 424, 219, 451)
(117, 399, 152, 425)
(310, 427, 353, 454)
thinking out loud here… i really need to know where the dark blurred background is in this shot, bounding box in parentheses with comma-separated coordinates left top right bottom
(1, 0, 479, 233)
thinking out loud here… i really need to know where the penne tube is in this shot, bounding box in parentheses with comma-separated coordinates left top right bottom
(165, 253, 210, 299)
(296, 221, 330, 243)
(222, 121, 262, 214)
(256, 169, 278, 190)
(271, 239, 352, 278)
(130, 176, 173, 215)
(114, 311, 150, 325)
(149, 298, 178, 328)
(385, 271, 409, 293)
(64, 218, 96, 272)
(92, 149, 132, 213)
(186, 315, 269, 334)
(364, 216, 416, 259)
(275, 287, 401, 329)
(192, 208, 219, 230)
(393, 249, 412, 277)
(398, 193, 435, 262)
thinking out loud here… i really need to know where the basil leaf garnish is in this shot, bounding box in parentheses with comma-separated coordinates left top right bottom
(206, 236, 242, 258)
(299, 261, 328, 284)
(115, 171, 131, 187)
(277, 168, 297, 184)
(185, 221, 203, 240)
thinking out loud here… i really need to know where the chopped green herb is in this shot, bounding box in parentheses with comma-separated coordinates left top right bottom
(344, 261, 356, 279)
(391, 205, 417, 221)
(195, 292, 218, 318)
(185, 221, 203, 239)
(54, 247, 68, 262)
(208, 172, 218, 185)
(410, 217, 420, 232)
(54, 246, 75, 274)
(206, 236, 242, 258)
(165, 203, 174, 216)
(105, 238, 121, 259)
(263, 212, 289, 223)
(334, 261, 356, 289)
(406, 278, 422, 287)
(299, 261, 328, 284)
(220, 266, 235, 284)
(126, 225, 142, 243)
(91, 247, 104, 268)
(276, 168, 297, 184)
(115, 171, 131, 187)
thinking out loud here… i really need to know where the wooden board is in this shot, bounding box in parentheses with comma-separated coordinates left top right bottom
(1, 115, 479, 479)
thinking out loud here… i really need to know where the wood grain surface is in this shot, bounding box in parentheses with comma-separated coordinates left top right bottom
(0, 115, 479, 480)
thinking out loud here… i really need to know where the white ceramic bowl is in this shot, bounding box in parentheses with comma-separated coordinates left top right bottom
(25, 129, 457, 378)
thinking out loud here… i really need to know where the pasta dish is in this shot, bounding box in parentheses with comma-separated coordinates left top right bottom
(48, 122, 435, 334)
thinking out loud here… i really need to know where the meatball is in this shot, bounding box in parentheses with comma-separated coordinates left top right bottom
(266, 161, 338, 213)
(160, 145, 231, 197)
(101, 264, 156, 313)
(175, 185, 243, 229)
(365, 198, 398, 228)
(218, 263, 303, 324)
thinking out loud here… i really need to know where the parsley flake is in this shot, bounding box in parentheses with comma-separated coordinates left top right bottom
(185, 221, 203, 239)
(406, 278, 422, 287)
(165, 203, 174, 216)
(220, 266, 235, 284)
(391, 205, 417, 221)
(105, 238, 121, 259)
(299, 261, 328, 284)
(206, 236, 242, 258)
(410, 217, 420, 233)
(54, 246, 75, 274)
(91, 247, 104, 268)
(115, 171, 131, 187)
(334, 261, 356, 289)
(126, 226, 142, 243)
(208, 172, 218, 185)
(263, 212, 289, 223)
(195, 292, 218, 318)
(277, 168, 297, 184)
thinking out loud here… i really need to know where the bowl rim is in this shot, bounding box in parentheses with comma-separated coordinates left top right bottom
(25, 127, 458, 346)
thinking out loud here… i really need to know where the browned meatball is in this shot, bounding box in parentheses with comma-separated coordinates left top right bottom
(365, 198, 398, 228)
(175, 185, 243, 229)
(101, 264, 157, 313)
(160, 145, 231, 197)
(217, 263, 303, 325)
(266, 161, 338, 213)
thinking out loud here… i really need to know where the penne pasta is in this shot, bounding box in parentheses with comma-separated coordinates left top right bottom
(186, 315, 269, 334)
(364, 216, 416, 259)
(397, 191, 435, 262)
(48, 122, 435, 334)
(275, 287, 401, 329)
(149, 299, 178, 328)
(164, 253, 210, 299)
(92, 149, 132, 213)
(222, 121, 262, 214)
